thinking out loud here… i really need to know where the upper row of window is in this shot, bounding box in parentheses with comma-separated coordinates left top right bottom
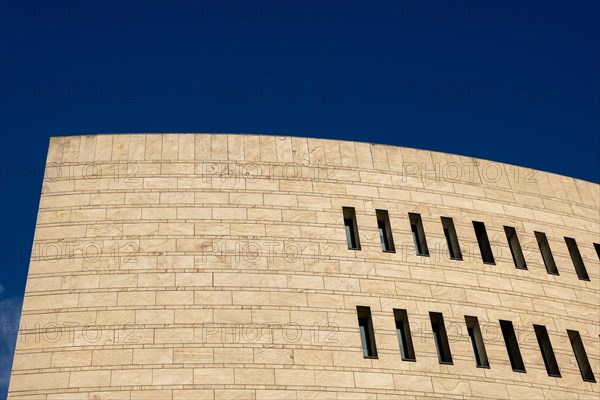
(342, 207, 595, 281)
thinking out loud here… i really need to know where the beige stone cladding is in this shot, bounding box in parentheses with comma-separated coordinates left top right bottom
(8, 133, 599, 400)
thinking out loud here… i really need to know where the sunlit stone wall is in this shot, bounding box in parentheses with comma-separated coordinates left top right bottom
(8, 134, 599, 399)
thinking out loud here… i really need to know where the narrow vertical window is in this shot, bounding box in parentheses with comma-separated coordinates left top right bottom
(473, 221, 495, 264)
(357, 306, 377, 358)
(441, 217, 462, 260)
(429, 312, 452, 364)
(376, 210, 395, 252)
(504, 226, 527, 269)
(564, 237, 590, 281)
(409, 213, 429, 256)
(393, 309, 415, 361)
(535, 231, 559, 275)
(465, 316, 489, 368)
(533, 325, 560, 377)
(567, 330, 596, 382)
(499, 320, 525, 372)
(343, 207, 361, 250)
(594, 243, 600, 261)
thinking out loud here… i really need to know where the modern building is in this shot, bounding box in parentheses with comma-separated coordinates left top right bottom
(8, 134, 599, 399)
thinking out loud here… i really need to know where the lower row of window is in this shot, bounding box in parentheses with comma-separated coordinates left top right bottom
(356, 306, 596, 383)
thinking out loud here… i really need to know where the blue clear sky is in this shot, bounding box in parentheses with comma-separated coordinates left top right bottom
(0, 1, 598, 397)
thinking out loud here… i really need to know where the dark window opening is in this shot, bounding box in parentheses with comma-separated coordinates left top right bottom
(430, 312, 452, 364)
(441, 217, 462, 260)
(565, 237, 590, 281)
(499, 320, 526, 372)
(504, 226, 527, 270)
(473, 221, 495, 264)
(465, 316, 489, 368)
(357, 306, 377, 358)
(343, 207, 361, 250)
(535, 231, 559, 275)
(409, 213, 429, 256)
(376, 210, 395, 253)
(394, 309, 415, 361)
(533, 325, 560, 377)
(594, 243, 600, 261)
(567, 330, 596, 382)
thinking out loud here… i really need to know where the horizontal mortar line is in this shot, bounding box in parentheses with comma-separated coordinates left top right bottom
(35, 207, 600, 228)
(25, 267, 600, 295)
(19, 304, 599, 322)
(39, 179, 599, 203)
(6, 375, 597, 395)
(36, 212, 599, 235)
(23, 274, 600, 295)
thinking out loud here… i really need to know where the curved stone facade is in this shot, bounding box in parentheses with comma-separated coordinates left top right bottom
(8, 134, 599, 399)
